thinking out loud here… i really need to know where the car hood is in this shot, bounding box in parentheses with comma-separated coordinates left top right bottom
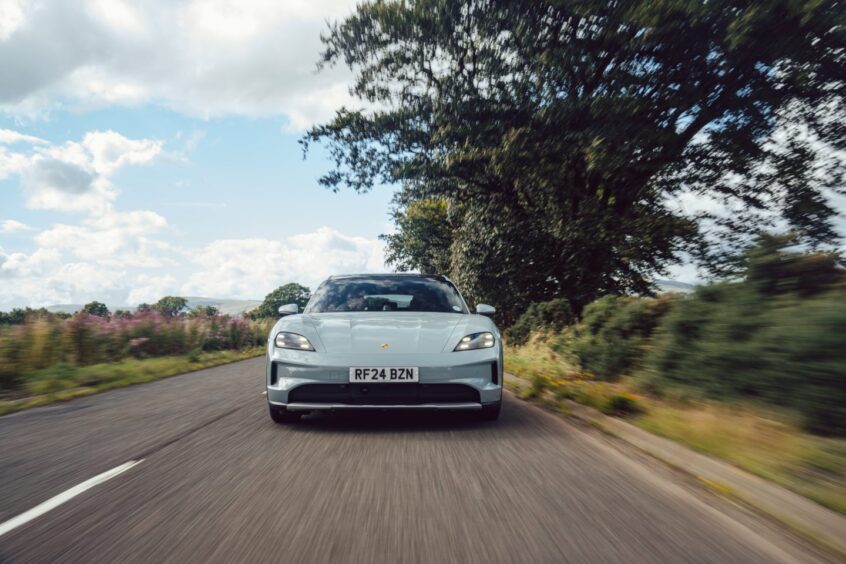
(302, 312, 464, 354)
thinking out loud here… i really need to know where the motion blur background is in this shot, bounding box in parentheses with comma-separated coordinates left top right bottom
(1, 0, 845, 558)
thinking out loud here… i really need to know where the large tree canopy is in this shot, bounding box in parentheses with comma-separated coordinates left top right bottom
(304, 0, 846, 318)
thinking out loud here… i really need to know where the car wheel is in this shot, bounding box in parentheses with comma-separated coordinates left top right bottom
(269, 404, 301, 424)
(479, 402, 501, 421)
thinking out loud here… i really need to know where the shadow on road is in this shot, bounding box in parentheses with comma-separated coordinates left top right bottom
(279, 398, 542, 436)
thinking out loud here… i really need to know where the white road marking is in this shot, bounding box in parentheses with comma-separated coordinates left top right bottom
(0, 459, 143, 538)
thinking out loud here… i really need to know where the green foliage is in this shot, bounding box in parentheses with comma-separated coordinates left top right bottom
(382, 198, 454, 275)
(82, 301, 110, 318)
(153, 296, 188, 317)
(640, 236, 846, 434)
(250, 283, 311, 319)
(643, 283, 846, 435)
(745, 233, 844, 296)
(570, 295, 676, 380)
(602, 393, 643, 417)
(0, 307, 68, 325)
(189, 305, 219, 317)
(305, 0, 846, 316)
(506, 298, 572, 346)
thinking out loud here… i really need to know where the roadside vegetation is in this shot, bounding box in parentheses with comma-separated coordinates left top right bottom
(505, 237, 846, 514)
(0, 349, 264, 416)
(0, 295, 274, 414)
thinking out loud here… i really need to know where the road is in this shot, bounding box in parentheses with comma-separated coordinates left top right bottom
(0, 357, 832, 563)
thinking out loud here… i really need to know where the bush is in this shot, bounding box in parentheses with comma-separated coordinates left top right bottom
(643, 283, 846, 435)
(601, 393, 642, 416)
(507, 298, 572, 345)
(0, 310, 272, 393)
(569, 294, 676, 380)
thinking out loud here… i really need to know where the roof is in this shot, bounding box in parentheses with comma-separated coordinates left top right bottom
(328, 273, 448, 280)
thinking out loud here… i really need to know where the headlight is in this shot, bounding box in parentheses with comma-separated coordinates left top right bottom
(453, 332, 495, 351)
(275, 332, 315, 351)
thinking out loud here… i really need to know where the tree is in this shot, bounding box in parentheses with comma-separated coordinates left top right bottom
(153, 296, 188, 317)
(189, 305, 220, 318)
(251, 283, 311, 318)
(82, 301, 110, 318)
(304, 0, 846, 317)
(744, 233, 845, 297)
(382, 198, 454, 274)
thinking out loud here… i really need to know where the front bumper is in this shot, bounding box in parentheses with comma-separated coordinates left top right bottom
(284, 402, 483, 412)
(266, 347, 503, 410)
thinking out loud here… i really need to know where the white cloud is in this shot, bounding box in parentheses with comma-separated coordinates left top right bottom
(1, 129, 164, 213)
(36, 209, 170, 264)
(80, 130, 164, 175)
(0, 128, 46, 145)
(0, 146, 29, 179)
(182, 227, 386, 298)
(0, 0, 358, 128)
(0, 218, 32, 232)
(0, 222, 386, 309)
(0, 0, 28, 41)
(127, 273, 178, 305)
(0, 246, 60, 278)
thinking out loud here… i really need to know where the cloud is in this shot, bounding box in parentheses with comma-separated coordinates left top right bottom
(0, 0, 27, 41)
(182, 227, 386, 298)
(0, 128, 46, 145)
(80, 130, 164, 175)
(0, 218, 32, 233)
(24, 157, 96, 195)
(0, 146, 29, 179)
(1, 129, 164, 212)
(0, 246, 60, 278)
(127, 273, 179, 305)
(0, 221, 386, 309)
(36, 209, 171, 265)
(0, 0, 358, 128)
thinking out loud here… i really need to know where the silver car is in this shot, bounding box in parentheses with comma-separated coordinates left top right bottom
(266, 273, 503, 423)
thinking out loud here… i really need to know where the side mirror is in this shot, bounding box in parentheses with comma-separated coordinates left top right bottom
(278, 304, 299, 316)
(476, 304, 496, 316)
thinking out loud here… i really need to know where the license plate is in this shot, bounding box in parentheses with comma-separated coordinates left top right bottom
(349, 367, 419, 383)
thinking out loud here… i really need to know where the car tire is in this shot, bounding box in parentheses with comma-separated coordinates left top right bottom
(269, 404, 301, 424)
(479, 402, 501, 421)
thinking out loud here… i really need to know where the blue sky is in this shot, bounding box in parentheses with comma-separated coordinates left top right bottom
(0, 0, 397, 309)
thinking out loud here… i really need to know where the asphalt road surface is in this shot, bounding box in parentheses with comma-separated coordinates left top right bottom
(0, 357, 833, 563)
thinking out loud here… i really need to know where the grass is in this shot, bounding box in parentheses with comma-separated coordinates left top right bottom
(505, 336, 846, 515)
(0, 347, 264, 416)
(634, 401, 846, 515)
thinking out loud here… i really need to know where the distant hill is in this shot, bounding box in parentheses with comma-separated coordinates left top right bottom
(46, 297, 262, 316)
(654, 280, 696, 294)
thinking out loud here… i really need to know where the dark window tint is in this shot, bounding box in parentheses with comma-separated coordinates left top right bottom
(305, 276, 467, 314)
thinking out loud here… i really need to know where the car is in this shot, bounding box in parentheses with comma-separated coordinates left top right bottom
(265, 273, 503, 423)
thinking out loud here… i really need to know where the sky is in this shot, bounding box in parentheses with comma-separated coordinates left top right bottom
(0, 0, 395, 309)
(1, 0, 843, 310)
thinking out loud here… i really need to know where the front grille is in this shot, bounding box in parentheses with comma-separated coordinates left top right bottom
(288, 383, 480, 405)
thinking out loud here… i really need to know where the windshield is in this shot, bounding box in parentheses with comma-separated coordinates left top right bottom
(305, 276, 468, 314)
